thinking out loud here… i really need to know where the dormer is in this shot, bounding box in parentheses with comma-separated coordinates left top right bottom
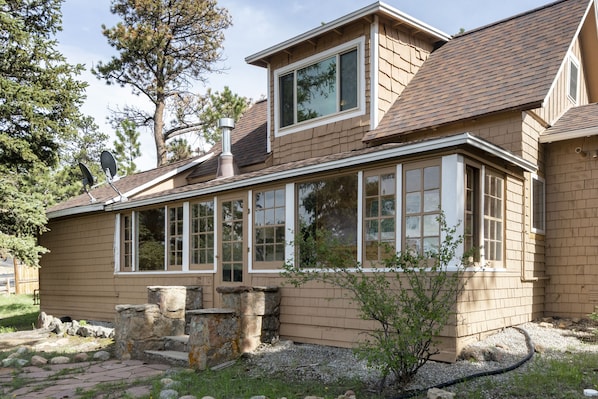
(246, 2, 449, 166)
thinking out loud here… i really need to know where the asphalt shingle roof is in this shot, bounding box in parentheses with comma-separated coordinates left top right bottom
(364, 0, 590, 143)
(543, 103, 598, 137)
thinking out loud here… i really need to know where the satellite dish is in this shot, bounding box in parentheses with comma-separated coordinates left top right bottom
(100, 150, 118, 181)
(100, 150, 127, 202)
(78, 162, 97, 203)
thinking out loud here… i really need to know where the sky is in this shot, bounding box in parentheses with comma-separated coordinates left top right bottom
(57, 0, 551, 172)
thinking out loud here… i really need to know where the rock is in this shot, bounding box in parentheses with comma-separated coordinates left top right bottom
(427, 387, 455, 399)
(161, 378, 177, 389)
(249, 396, 267, 399)
(15, 346, 29, 355)
(558, 320, 573, 329)
(66, 320, 80, 336)
(31, 355, 48, 366)
(49, 356, 71, 365)
(2, 358, 28, 367)
(304, 396, 324, 399)
(93, 351, 111, 361)
(159, 389, 179, 399)
(37, 311, 51, 329)
(77, 325, 94, 337)
(179, 396, 197, 399)
(344, 390, 356, 399)
(535, 344, 546, 353)
(539, 322, 554, 328)
(200, 396, 216, 399)
(14, 359, 29, 367)
(74, 353, 89, 362)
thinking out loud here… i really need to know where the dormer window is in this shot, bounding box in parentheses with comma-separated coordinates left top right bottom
(275, 37, 365, 136)
(568, 54, 579, 104)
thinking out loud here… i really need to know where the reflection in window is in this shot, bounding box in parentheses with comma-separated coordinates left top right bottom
(221, 199, 244, 282)
(568, 57, 579, 103)
(279, 48, 358, 128)
(191, 201, 214, 265)
(255, 189, 285, 262)
(532, 176, 545, 233)
(404, 165, 441, 254)
(137, 208, 165, 271)
(364, 172, 396, 262)
(298, 174, 358, 266)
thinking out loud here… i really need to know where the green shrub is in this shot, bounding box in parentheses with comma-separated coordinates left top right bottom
(282, 214, 472, 389)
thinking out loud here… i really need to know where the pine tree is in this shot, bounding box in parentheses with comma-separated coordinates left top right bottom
(112, 119, 141, 175)
(0, 0, 87, 266)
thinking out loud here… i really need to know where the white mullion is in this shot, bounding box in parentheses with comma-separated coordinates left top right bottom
(285, 183, 295, 266)
(114, 214, 121, 273)
(395, 164, 403, 254)
(132, 211, 137, 272)
(212, 196, 218, 273)
(164, 205, 168, 271)
(247, 190, 253, 273)
(182, 202, 190, 271)
(480, 165, 486, 264)
(357, 171, 363, 264)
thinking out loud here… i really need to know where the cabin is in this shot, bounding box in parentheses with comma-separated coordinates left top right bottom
(41, 0, 598, 361)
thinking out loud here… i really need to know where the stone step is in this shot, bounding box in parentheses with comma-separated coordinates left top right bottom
(145, 350, 189, 367)
(164, 335, 189, 352)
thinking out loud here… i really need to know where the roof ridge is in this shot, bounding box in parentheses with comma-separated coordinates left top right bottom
(454, 0, 572, 38)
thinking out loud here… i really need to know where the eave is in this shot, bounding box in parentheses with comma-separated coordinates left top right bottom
(245, 1, 451, 67)
(108, 133, 536, 212)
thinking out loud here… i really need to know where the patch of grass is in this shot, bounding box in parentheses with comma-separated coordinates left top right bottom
(426, 352, 598, 399)
(0, 294, 39, 331)
(150, 365, 380, 399)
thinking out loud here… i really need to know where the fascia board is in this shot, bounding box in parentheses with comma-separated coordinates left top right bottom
(539, 126, 598, 143)
(46, 203, 105, 219)
(245, 2, 450, 65)
(109, 132, 535, 211)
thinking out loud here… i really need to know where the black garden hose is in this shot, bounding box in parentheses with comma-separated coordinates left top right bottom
(392, 327, 535, 399)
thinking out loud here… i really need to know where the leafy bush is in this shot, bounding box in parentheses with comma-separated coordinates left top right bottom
(282, 214, 472, 388)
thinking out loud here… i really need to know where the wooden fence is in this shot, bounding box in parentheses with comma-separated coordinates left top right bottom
(0, 260, 39, 295)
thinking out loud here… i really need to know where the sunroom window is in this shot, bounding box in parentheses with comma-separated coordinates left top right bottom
(276, 38, 363, 134)
(403, 163, 441, 254)
(254, 188, 286, 263)
(137, 208, 165, 271)
(297, 174, 358, 266)
(190, 200, 215, 267)
(364, 170, 396, 263)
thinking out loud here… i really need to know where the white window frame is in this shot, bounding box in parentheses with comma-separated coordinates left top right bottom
(273, 36, 366, 138)
(531, 174, 546, 235)
(567, 54, 580, 104)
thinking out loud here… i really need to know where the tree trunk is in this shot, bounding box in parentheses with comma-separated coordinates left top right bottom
(154, 99, 167, 166)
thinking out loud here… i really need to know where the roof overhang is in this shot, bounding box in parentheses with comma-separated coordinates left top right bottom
(245, 1, 451, 67)
(109, 132, 536, 212)
(539, 126, 598, 143)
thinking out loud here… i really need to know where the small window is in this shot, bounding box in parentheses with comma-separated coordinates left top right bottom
(403, 163, 441, 254)
(122, 214, 133, 270)
(532, 175, 545, 234)
(484, 172, 504, 263)
(568, 55, 579, 103)
(168, 206, 184, 269)
(191, 200, 215, 267)
(364, 170, 396, 263)
(254, 188, 286, 264)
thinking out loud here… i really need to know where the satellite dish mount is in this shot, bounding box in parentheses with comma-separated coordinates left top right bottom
(78, 162, 97, 203)
(100, 151, 127, 202)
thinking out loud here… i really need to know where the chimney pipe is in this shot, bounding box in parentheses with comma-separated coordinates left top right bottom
(216, 117, 235, 178)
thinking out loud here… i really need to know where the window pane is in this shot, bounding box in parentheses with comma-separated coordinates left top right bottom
(340, 49, 357, 111)
(366, 198, 379, 218)
(254, 188, 286, 263)
(405, 169, 421, 192)
(405, 192, 421, 214)
(365, 176, 379, 196)
(298, 175, 358, 265)
(381, 197, 395, 216)
(297, 56, 337, 122)
(423, 190, 440, 212)
(381, 174, 395, 195)
(405, 216, 420, 238)
(569, 60, 579, 101)
(280, 73, 294, 127)
(138, 208, 165, 271)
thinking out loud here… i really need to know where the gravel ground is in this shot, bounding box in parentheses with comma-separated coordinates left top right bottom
(245, 318, 598, 394)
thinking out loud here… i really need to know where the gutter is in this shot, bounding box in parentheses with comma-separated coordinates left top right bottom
(108, 132, 537, 212)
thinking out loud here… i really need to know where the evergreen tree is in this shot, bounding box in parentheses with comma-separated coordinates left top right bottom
(0, 0, 87, 266)
(167, 138, 193, 163)
(112, 119, 141, 175)
(93, 0, 232, 166)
